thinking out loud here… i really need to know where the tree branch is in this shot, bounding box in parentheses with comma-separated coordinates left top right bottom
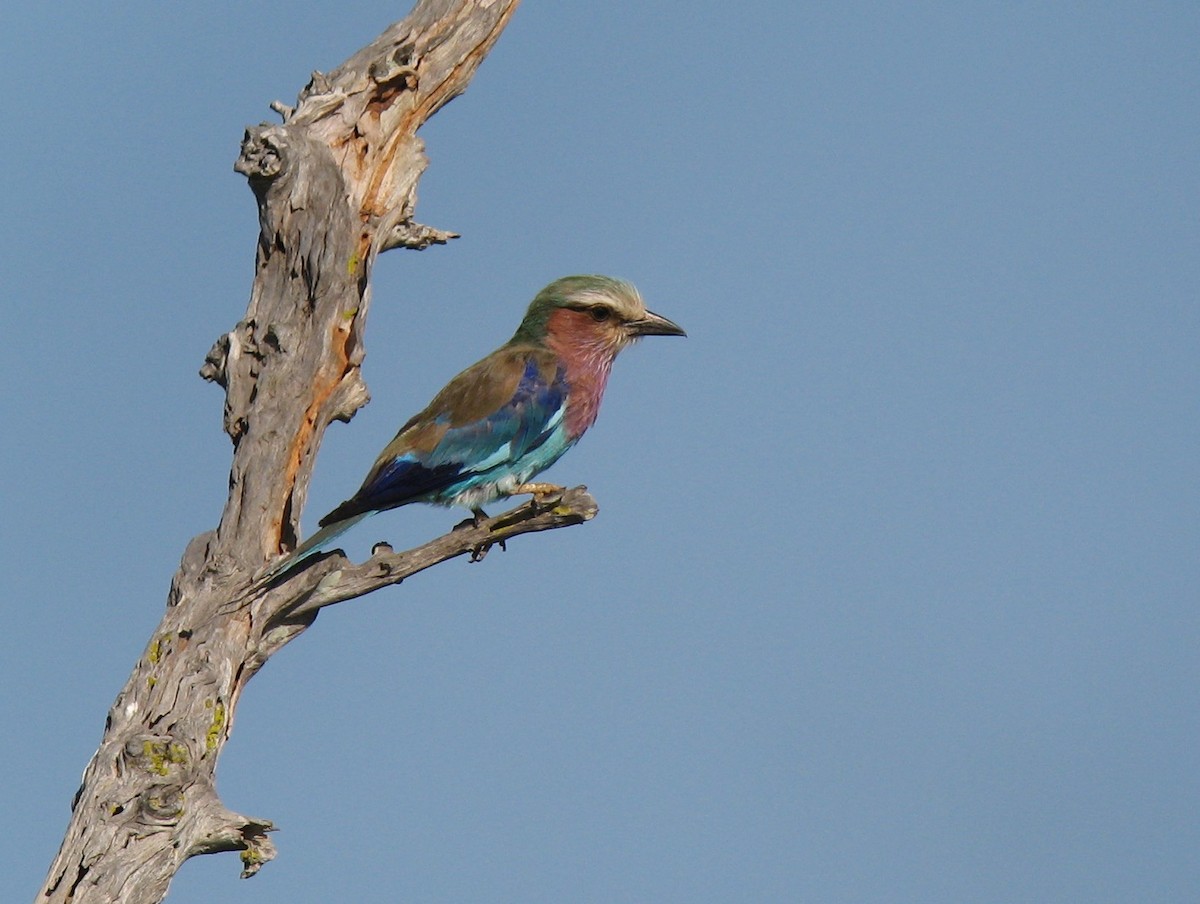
(35, 4, 578, 903)
(266, 486, 599, 622)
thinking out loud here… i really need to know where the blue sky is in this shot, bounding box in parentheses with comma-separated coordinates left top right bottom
(4, 2, 1198, 902)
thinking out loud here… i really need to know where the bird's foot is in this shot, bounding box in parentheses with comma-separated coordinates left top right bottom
(454, 508, 490, 531)
(470, 537, 506, 563)
(454, 508, 506, 561)
(514, 482, 566, 512)
(514, 482, 566, 497)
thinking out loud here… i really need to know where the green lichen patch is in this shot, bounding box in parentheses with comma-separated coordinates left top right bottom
(205, 700, 226, 753)
(146, 632, 173, 665)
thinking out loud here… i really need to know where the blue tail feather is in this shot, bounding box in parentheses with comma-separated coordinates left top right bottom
(264, 511, 370, 580)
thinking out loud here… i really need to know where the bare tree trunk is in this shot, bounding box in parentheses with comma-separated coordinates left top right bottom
(38, 4, 597, 901)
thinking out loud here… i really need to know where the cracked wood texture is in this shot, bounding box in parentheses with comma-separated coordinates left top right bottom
(36, 3, 596, 901)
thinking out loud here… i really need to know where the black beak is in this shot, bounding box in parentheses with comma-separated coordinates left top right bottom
(627, 309, 687, 338)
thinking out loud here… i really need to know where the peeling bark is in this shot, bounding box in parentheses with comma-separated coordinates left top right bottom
(36, 4, 601, 902)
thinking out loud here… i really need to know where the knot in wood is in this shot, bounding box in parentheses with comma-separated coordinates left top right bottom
(235, 126, 288, 183)
(139, 784, 185, 824)
(370, 41, 420, 89)
(199, 333, 230, 386)
(303, 69, 333, 96)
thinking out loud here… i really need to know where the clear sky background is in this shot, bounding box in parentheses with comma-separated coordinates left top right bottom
(4, 3, 1197, 902)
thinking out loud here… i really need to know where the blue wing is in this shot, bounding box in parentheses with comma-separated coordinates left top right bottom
(320, 354, 570, 524)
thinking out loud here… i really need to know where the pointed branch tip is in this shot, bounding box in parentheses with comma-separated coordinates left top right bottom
(380, 221, 460, 252)
(269, 100, 294, 122)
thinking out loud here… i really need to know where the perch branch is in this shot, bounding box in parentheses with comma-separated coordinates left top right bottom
(267, 486, 599, 621)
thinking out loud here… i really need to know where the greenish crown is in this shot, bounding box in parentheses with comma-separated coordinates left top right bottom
(509, 275, 642, 345)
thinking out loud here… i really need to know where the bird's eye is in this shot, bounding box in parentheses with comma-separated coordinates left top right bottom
(588, 305, 612, 322)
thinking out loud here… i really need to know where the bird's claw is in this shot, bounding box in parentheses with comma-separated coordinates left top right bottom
(457, 507, 505, 561)
(531, 495, 557, 514)
(454, 508, 490, 532)
(469, 537, 506, 562)
(515, 483, 566, 514)
(458, 488, 565, 561)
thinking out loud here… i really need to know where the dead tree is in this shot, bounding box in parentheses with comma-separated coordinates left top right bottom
(38, 3, 598, 901)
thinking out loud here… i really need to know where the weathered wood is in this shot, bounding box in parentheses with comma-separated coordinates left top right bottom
(31, 4, 605, 903)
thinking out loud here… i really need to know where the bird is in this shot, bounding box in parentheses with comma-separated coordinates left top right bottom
(271, 274, 685, 575)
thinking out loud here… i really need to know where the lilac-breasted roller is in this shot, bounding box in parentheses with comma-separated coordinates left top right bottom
(275, 275, 685, 573)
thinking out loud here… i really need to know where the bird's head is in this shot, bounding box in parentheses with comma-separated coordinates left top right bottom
(511, 275, 686, 359)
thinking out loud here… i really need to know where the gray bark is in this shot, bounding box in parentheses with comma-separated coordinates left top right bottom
(38, 3, 596, 901)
